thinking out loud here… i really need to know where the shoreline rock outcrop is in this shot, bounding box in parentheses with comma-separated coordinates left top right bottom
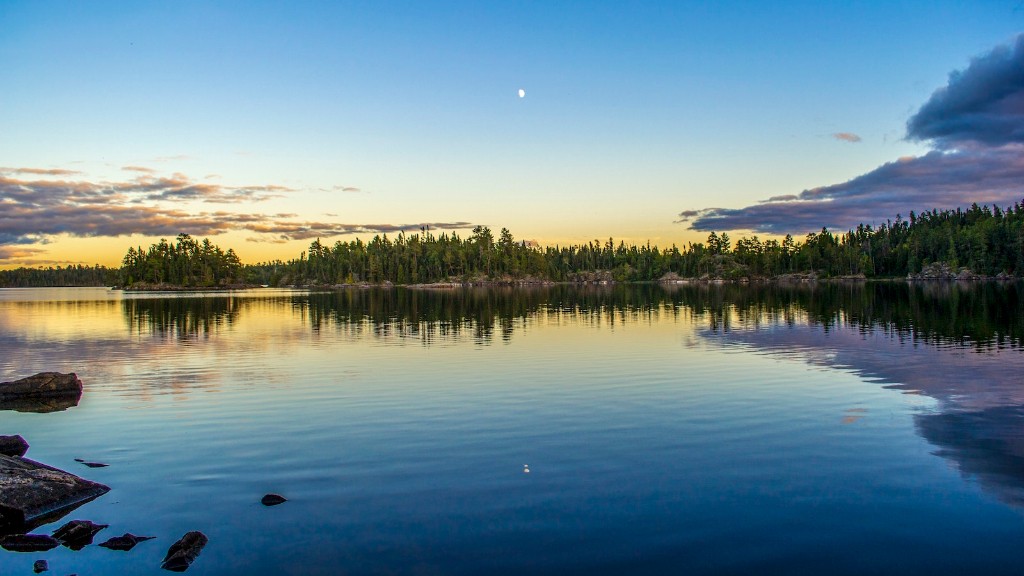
(0, 455, 110, 533)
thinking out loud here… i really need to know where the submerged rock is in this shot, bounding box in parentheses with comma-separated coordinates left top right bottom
(0, 373, 83, 413)
(0, 435, 29, 457)
(33, 559, 48, 573)
(0, 455, 110, 533)
(161, 531, 208, 572)
(52, 519, 108, 550)
(260, 493, 287, 506)
(98, 532, 156, 551)
(73, 459, 108, 468)
(0, 533, 59, 552)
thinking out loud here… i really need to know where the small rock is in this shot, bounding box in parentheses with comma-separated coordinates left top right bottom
(52, 519, 108, 550)
(98, 533, 156, 551)
(0, 435, 29, 457)
(0, 534, 60, 552)
(260, 493, 287, 506)
(161, 531, 207, 572)
(33, 559, 48, 573)
(73, 459, 108, 468)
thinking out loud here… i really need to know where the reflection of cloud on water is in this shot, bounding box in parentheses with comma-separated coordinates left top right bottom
(701, 319, 1024, 508)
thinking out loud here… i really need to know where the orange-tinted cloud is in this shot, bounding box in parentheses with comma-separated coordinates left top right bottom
(832, 132, 862, 143)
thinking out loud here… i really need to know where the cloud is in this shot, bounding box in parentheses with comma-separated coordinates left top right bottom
(832, 132, 862, 143)
(122, 165, 155, 173)
(908, 35, 1024, 147)
(244, 221, 475, 241)
(321, 185, 362, 193)
(0, 167, 81, 176)
(0, 169, 475, 256)
(680, 35, 1024, 235)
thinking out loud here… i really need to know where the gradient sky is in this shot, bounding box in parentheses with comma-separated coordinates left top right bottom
(2, 1, 1023, 267)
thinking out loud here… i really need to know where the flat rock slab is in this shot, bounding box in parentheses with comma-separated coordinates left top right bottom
(0, 455, 110, 533)
(0, 373, 83, 413)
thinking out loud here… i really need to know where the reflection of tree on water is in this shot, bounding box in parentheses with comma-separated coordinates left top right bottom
(291, 284, 685, 345)
(693, 280, 1024, 509)
(123, 296, 240, 340)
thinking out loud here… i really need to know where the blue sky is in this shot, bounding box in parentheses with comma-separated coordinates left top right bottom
(1, 1, 1023, 265)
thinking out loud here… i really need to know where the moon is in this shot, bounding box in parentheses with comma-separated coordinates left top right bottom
(518, 89, 525, 98)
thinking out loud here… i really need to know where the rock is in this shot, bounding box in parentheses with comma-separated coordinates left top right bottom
(0, 373, 82, 398)
(0, 455, 110, 532)
(33, 559, 48, 573)
(73, 459, 108, 468)
(161, 531, 208, 572)
(0, 373, 83, 413)
(260, 493, 287, 506)
(0, 534, 59, 552)
(52, 519, 108, 550)
(98, 532, 156, 551)
(0, 435, 29, 457)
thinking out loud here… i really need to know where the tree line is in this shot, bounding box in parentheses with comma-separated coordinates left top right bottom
(249, 201, 1024, 285)
(2, 200, 1022, 287)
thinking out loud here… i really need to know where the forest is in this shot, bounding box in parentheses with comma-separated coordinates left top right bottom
(248, 201, 1024, 285)
(1, 201, 1022, 288)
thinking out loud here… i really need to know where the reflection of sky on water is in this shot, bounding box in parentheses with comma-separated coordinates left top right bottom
(4, 285, 1024, 574)
(702, 313, 1024, 508)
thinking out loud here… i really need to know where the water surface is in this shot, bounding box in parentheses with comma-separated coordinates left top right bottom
(2, 283, 1024, 575)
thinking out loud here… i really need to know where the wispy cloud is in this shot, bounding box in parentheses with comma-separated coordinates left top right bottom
(0, 169, 475, 260)
(680, 34, 1024, 235)
(832, 132, 862, 143)
(0, 167, 81, 176)
(121, 165, 156, 173)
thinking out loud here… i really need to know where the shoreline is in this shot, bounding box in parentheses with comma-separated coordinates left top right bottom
(111, 274, 1023, 292)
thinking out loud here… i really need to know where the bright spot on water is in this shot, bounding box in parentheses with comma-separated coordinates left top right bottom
(518, 89, 525, 98)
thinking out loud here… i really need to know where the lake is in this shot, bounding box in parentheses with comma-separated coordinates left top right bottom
(2, 282, 1024, 575)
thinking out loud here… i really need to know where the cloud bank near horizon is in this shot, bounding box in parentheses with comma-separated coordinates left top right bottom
(680, 35, 1024, 235)
(0, 168, 475, 263)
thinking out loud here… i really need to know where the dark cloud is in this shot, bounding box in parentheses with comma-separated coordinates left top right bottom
(682, 148, 1024, 233)
(908, 35, 1024, 147)
(680, 35, 1024, 235)
(0, 170, 475, 256)
(832, 132, 862, 143)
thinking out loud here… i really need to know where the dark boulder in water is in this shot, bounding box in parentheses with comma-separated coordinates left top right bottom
(98, 532, 156, 551)
(0, 435, 29, 457)
(260, 493, 287, 506)
(0, 455, 110, 533)
(0, 533, 59, 552)
(0, 373, 83, 413)
(52, 519, 108, 550)
(161, 531, 208, 572)
(33, 559, 48, 572)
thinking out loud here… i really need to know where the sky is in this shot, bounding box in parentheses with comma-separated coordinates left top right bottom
(1, 1, 1023, 267)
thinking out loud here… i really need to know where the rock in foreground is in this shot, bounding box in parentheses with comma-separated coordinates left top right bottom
(0, 435, 29, 457)
(0, 455, 110, 532)
(161, 531, 208, 572)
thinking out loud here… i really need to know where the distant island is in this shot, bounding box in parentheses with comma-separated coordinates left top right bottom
(2, 201, 1022, 289)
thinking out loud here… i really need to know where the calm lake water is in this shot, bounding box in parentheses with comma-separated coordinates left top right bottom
(2, 283, 1024, 575)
